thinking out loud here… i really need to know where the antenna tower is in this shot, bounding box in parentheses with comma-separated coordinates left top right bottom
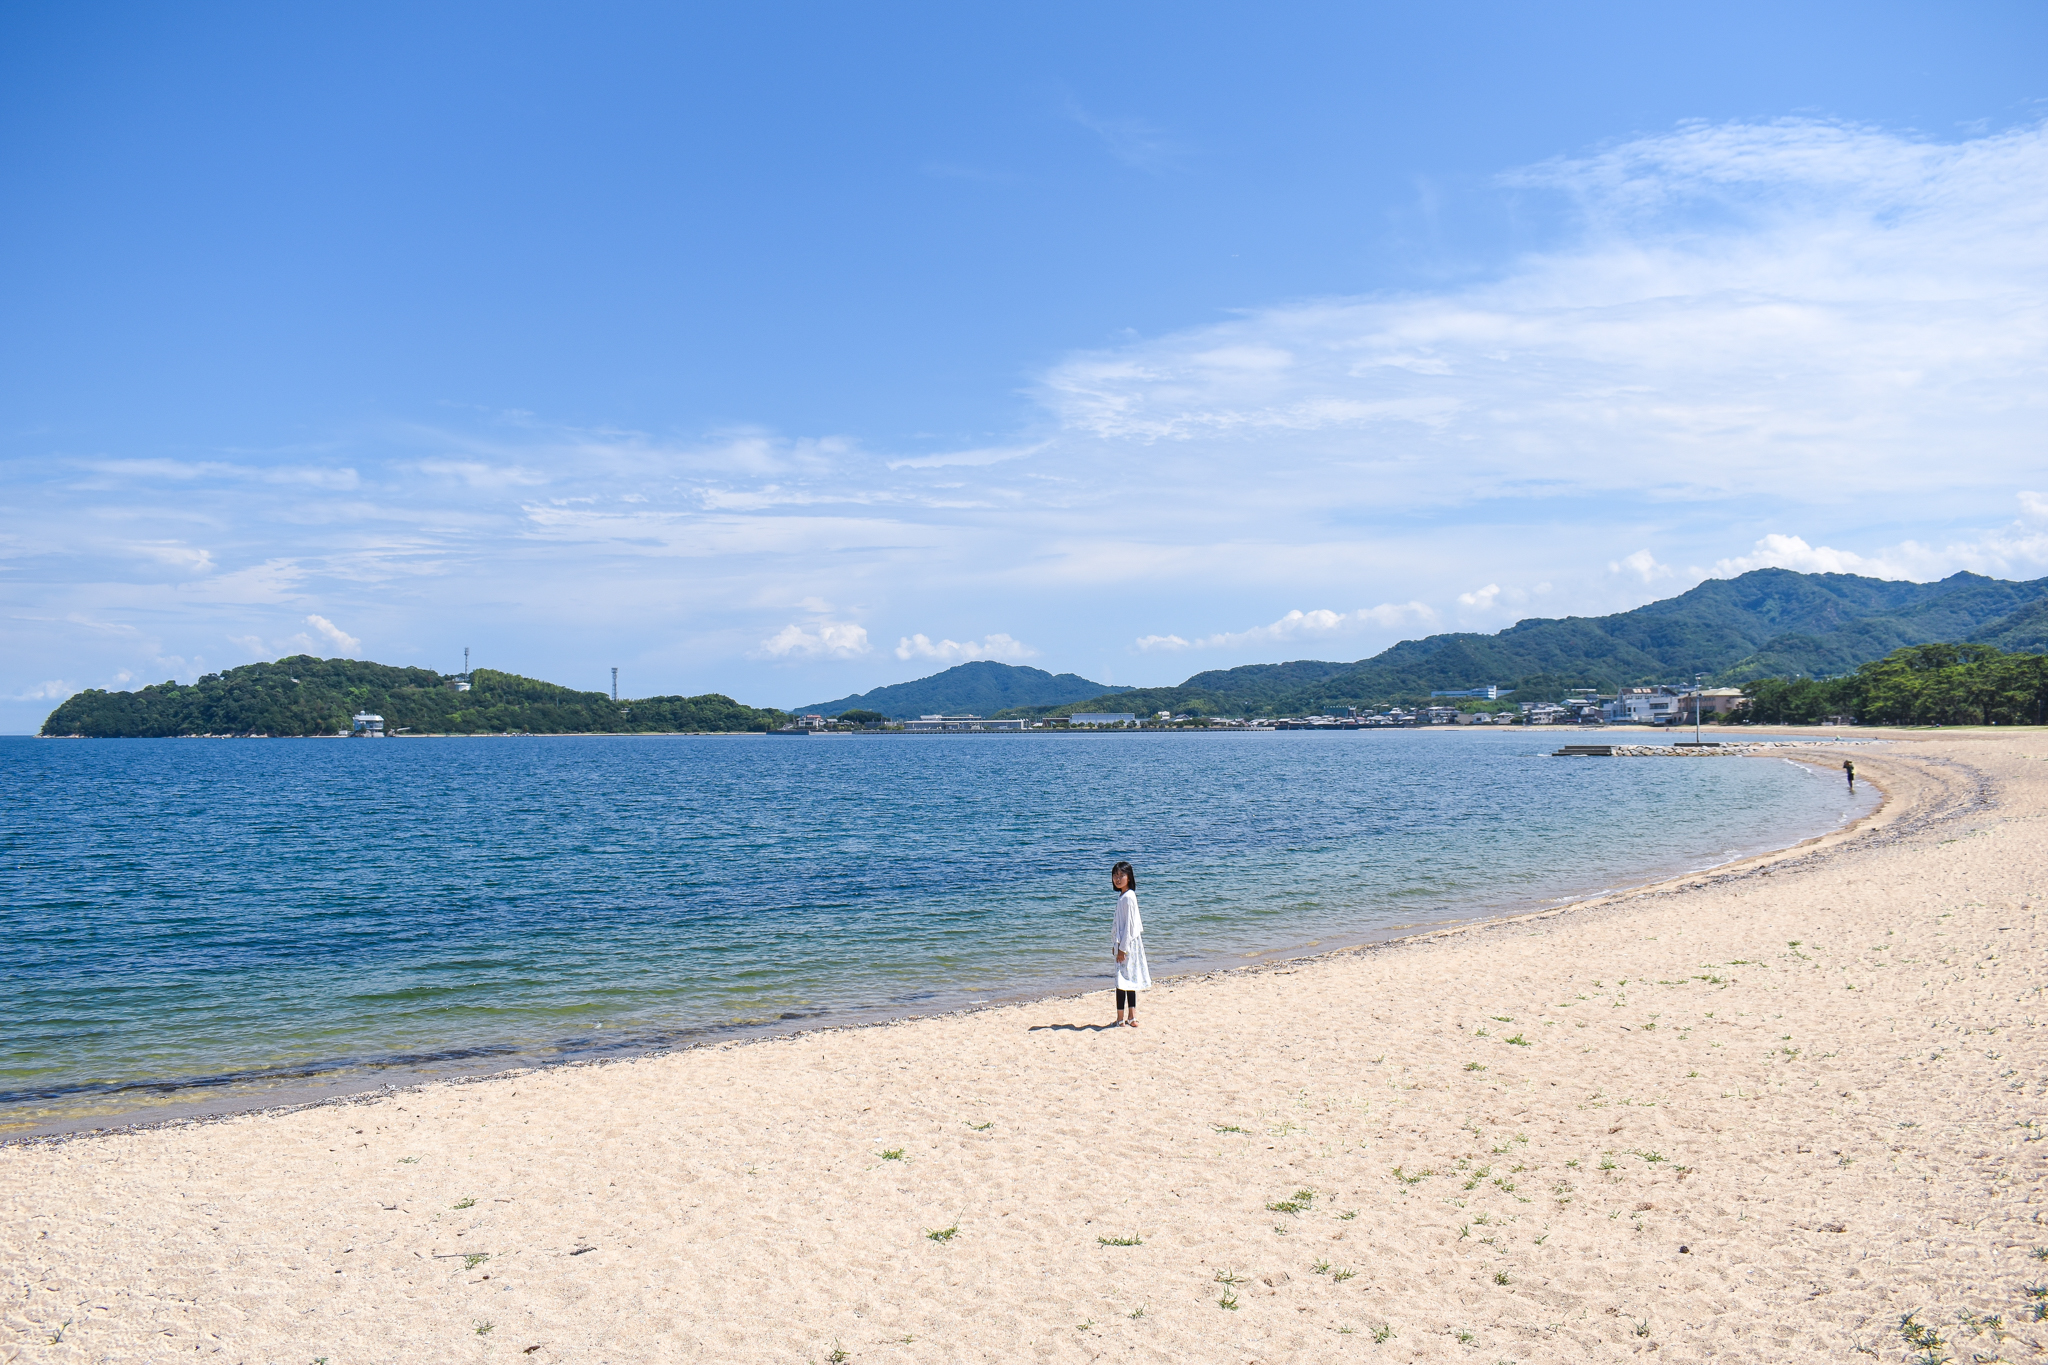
(463, 646, 470, 679)
(612, 667, 619, 702)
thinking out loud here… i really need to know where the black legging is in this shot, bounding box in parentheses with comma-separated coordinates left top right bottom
(1115, 988, 1138, 1009)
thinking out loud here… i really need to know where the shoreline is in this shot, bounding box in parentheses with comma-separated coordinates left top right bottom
(1, 736, 1886, 1147)
(22, 723, 1891, 739)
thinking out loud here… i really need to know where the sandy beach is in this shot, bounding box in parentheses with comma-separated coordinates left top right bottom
(4, 731, 2044, 1364)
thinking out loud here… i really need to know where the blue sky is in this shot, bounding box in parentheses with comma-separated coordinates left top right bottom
(4, 3, 2046, 727)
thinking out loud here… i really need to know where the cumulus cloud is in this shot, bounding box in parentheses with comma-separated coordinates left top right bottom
(303, 614, 362, 656)
(15, 679, 76, 701)
(1609, 549, 1674, 584)
(1712, 534, 1887, 577)
(757, 621, 872, 659)
(894, 632, 1036, 664)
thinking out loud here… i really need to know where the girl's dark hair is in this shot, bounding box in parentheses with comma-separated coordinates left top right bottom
(1111, 860, 1137, 890)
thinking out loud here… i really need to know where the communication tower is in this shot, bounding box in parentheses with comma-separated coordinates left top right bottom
(612, 667, 619, 702)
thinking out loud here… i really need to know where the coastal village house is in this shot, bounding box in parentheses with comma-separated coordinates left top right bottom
(900, 714, 1029, 732)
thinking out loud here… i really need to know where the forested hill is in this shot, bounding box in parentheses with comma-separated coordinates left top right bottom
(801, 660, 1131, 719)
(1039, 568, 2048, 717)
(39, 657, 787, 737)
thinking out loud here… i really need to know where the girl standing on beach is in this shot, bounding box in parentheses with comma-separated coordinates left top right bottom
(1110, 861, 1151, 1027)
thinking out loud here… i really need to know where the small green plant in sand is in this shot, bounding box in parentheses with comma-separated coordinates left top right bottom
(397, 1156, 419, 1164)
(1898, 1310, 1950, 1363)
(1312, 1258, 1332, 1274)
(1494, 1271, 1510, 1285)
(1464, 1061, 1486, 1071)
(1339, 1209, 1358, 1220)
(463, 1253, 490, 1270)
(1215, 1269, 1244, 1287)
(1129, 1304, 1146, 1318)
(1505, 1034, 1530, 1047)
(1219, 1288, 1240, 1311)
(827, 1344, 849, 1364)
(1268, 1187, 1318, 1213)
(1392, 1167, 1432, 1186)
(452, 1198, 476, 1210)
(1456, 1328, 1475, 1344)
(966, 1121, 993, 1131)
(2032, 1247, 2048, 1261)
(1598, 1156, 1617, 1171)
(1098, 1234, 1142, 1247)
(925, 1223, 959, 1243)
(880, 1148, 906, 1161)
(1213, 1124, 1248, 1134)
(1332, 1268, 1357, 1282)
(1634, 1319, 1652, 1338)
(46, 1320, 70, 1345)
(1372, 1323, 1395, 1343)
(473, 1319, 495, 1336)
(1958, 1308, 2004, 1339)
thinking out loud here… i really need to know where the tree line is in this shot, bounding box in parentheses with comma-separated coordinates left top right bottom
(39, 656, 788, 737)
(1739, 643, 2048, 726)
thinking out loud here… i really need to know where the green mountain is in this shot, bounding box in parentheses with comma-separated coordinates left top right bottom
(1967, 598, 2048, 655)
(1042, 568, 2048, 717)
(801, 660, 1133, 719)
(39, 656, 786, 737)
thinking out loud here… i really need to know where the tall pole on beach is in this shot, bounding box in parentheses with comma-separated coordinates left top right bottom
(1695, 672, 1704, 744)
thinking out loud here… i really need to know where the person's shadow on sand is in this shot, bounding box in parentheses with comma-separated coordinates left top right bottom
(1026, 1023, 1123, 1032)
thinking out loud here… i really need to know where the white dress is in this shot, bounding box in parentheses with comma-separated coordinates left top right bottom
(1112, 889, 1152, 992)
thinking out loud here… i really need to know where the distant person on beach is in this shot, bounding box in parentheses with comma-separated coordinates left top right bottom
(1843, 759, 1856, 791)
(1110, 860, 1151, 1027)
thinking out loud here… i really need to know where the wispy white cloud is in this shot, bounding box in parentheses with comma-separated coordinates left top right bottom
(1039, 118, 2048, 516)
(14, 679, 75, 701)
(1139, 604, 1436, 653)
(1064, 99, 1184, 171)
(894, 632, 1035, 664)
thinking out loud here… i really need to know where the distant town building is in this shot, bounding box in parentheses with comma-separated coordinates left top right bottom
(351, 711, 386, 737)
(1430, 685, 1508, 700)
(1609, 686, 1686, 724)
(900, 714, 1029, 732)
(1068, 713, 1138, 727)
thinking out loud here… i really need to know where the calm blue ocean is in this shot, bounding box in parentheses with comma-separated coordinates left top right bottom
(0, 731, 1871, 1133)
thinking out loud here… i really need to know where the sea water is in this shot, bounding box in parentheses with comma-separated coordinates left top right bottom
(0, 730, 1873, 1133)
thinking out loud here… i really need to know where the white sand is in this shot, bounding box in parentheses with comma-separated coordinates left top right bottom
(4, 732, 2045, 1364)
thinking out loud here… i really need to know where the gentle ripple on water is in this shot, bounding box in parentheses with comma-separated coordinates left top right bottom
(0, 730, 1873, 1131)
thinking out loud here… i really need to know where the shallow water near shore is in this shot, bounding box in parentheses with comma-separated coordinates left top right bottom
(0, 730, 1873, 1133)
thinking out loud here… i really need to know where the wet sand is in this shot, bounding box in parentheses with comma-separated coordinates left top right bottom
(3, 730, 2042, 1363)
